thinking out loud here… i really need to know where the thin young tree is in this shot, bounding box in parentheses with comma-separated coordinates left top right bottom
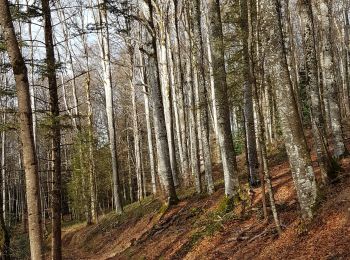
(42, 0, 62, 258)
(97, 0, 123, 213)
(240, 0, 259, 187)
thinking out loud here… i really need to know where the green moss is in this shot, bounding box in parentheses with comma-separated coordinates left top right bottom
(217, 196, 233, 215)
(182, 218, 223, 254)
(327, 157, 342, 181)
(11, 232, 30, 259)
(158, 203, 169, 215)
(312, 187, 327, 213)
(216, 188, 250, 216)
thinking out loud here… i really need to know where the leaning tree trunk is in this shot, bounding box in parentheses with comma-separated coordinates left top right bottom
(322, 1, 347, 158)
(0, 0, 43, 258)
(157, 26, 179, 187)
(207, 0, 240, 197)
(299, 0, 334, 183)
(274, 0, 317, 221)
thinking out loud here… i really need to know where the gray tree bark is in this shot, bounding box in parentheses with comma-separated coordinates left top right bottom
(299, 0, 334, 183)
(241, 0, 259, 186)
(207, 0, 240, 197)
(274, 0, 317, 221)
(97, 0, 123, 213)
(147, 0, 179, 205)
(194, 0, 214, 194)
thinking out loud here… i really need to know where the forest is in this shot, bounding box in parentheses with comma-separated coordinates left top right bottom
(0, 0, 349, 259)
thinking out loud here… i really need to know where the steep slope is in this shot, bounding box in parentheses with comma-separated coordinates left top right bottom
(62, 142, 350, 260)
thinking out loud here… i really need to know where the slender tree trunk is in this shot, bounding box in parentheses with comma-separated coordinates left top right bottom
(127, 132, 134, 203)
(194, 0, 214, 194)
(129, 45, 143, 201)
(241, 0, 259, 186)
(173, 0, 191, 185)
(166, 26, 184, 186)
(42, 0, 62, 257)
(0, 108, 10, 260)
(97, 0, 123, 213)
(79, 4, 97, 223)
(139, 51, 157, 195)
(255, 59, 282, 234)
(184, 4, 202, 193)
(202, 0, 219, 137)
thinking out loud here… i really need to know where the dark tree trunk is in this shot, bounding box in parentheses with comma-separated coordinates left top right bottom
(42, 0, 62, 258)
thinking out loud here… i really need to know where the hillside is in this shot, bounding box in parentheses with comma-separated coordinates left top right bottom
(59, 141, 350, 260)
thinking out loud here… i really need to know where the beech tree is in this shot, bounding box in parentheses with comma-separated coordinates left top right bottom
(207, 0, 240, 197)
(274, 0, 317, 220)
(96, 0, 123, 213)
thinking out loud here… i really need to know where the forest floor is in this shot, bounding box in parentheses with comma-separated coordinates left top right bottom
(58, 136, 350, 260)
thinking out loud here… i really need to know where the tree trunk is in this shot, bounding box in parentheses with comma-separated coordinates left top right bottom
(147, 0, 179, 205)
(194, 0, 214, 194)
(241, 0, 259, 186)
(0, 109, 10, 260)
(139, 51, 157, 195)
(207, 0, 240, 197)
(321, 1, 347, 158)
(156, 11, 179, 187)
(129, 45, 143, 201)
(274, 0, 317, 221)
(80, 4, 97, 223)
(299, 0, 334, 183)
(173, 0, 191, 185)
(0, 0, 43, 258)
(97, 0, 123, 213)
(42, 0, 62, 258)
